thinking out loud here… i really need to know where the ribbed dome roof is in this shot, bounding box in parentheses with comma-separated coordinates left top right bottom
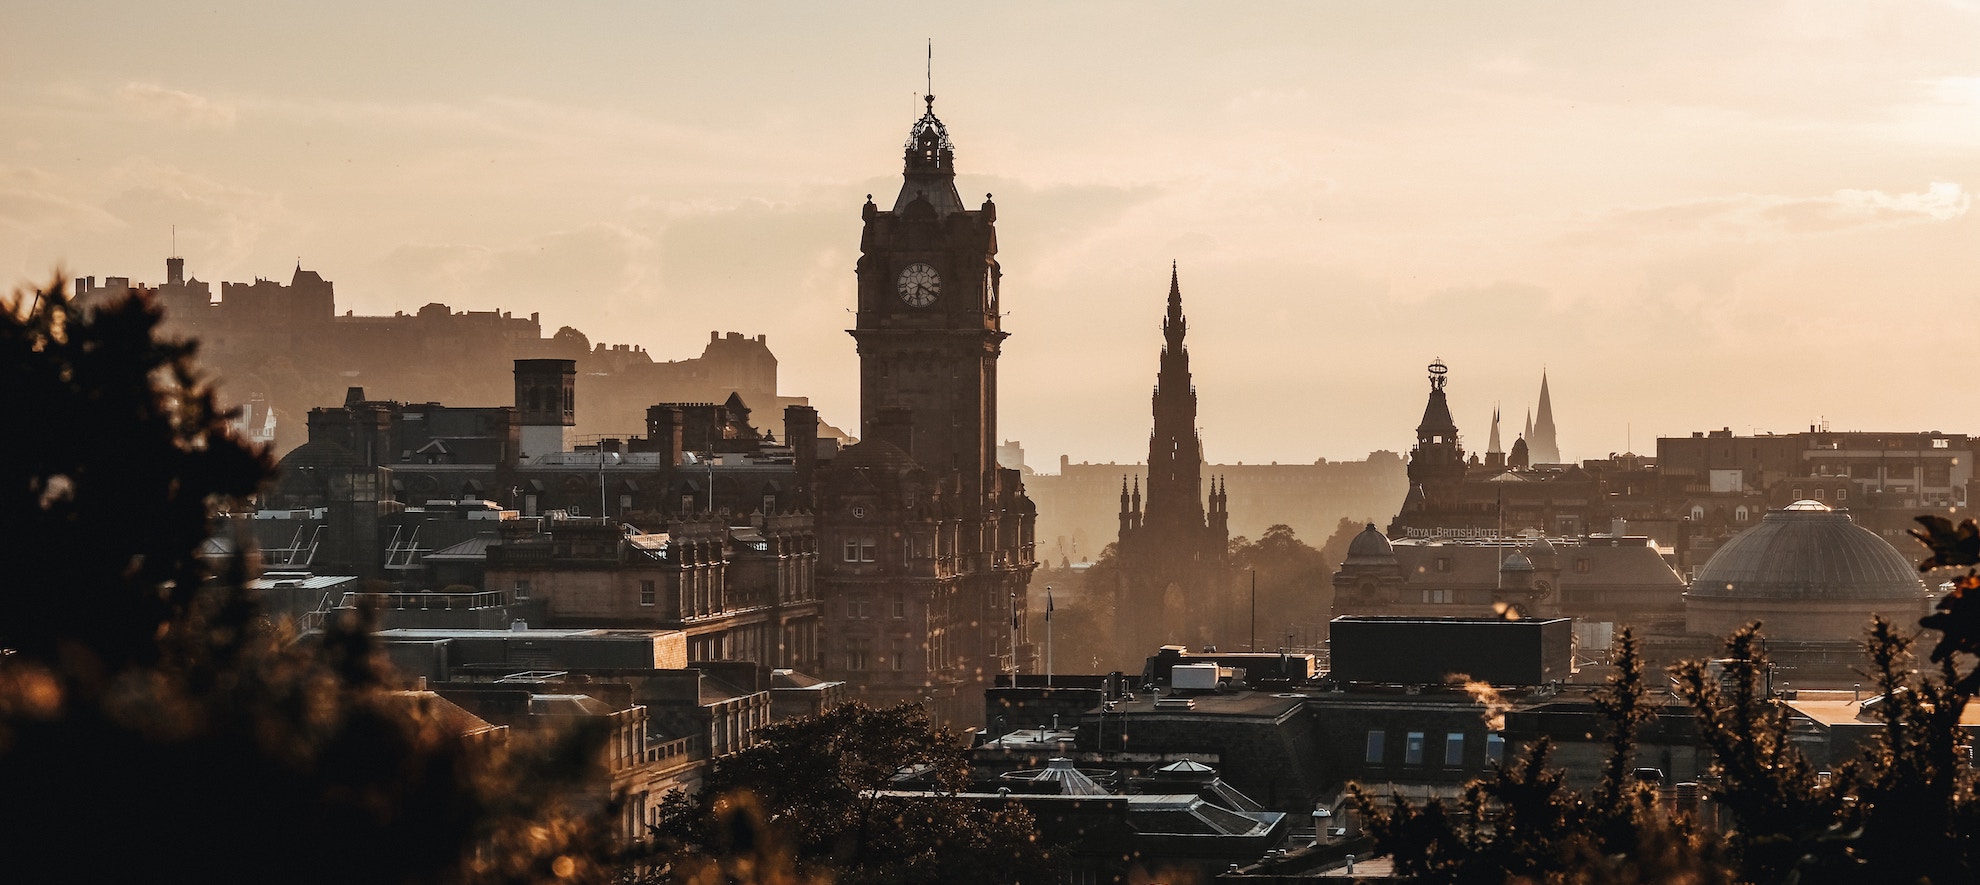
(1345, 523, 1395, 562)
(1500, 552, 1535, 572)
(1689, 503, 1925, 601)
(1529, 537, 1557, 556)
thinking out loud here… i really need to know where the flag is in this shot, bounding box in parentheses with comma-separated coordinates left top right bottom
(1046, 590, 1054, 622)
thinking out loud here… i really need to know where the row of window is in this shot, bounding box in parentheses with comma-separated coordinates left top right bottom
(1365, 729, 1504, 766)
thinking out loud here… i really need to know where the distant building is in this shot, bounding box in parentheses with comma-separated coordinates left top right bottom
(78, 258, 837, 453)
(1332, 524, 1688, 633)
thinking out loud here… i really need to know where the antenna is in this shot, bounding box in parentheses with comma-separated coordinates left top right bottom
(171, 224, 176, 257)
(926, 39, 933, 99)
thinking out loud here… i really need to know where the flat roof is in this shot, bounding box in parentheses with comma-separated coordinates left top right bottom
(1103, 690, 1306, 719)
(376, 627, 682, 640)
(1785, 690, 1980, 729)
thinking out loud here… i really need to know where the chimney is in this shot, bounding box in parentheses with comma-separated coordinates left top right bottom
(166, 256, 185, 286)
(646, 406, 685, 467)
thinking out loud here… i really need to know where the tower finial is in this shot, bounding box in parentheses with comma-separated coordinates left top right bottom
(926, 39, 933, 106)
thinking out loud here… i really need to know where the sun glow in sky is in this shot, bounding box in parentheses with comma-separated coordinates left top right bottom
(7, 2, 1980, 466)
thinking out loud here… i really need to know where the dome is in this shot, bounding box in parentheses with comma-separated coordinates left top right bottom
(1528, 537, 1557, 556)
(1344, 523, 1396, 564)
(1689, 506, 1925, 602)
(1347, 523, 1394, 557)
(1500, 552, 1534, 572)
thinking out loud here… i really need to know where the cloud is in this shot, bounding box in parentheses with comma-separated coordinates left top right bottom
(115, 83, 237, 128)
(1560, 181, 1969, 251)
(1831, 181, 1970, 222)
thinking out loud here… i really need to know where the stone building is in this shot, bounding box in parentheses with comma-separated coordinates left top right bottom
(811, 93, 1037, 718)
(1685, 500, 1930, 646)
(1332, 524, 1688, 634)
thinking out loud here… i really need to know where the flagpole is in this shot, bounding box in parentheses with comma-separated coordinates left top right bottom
(1046, 586, 1054, 687)
(1009, 591, 1018, 676)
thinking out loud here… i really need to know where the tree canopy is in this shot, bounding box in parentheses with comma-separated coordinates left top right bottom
(0, 280, 612, 883)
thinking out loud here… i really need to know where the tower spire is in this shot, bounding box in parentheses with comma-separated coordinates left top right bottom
(1532, 369, 1560, 464)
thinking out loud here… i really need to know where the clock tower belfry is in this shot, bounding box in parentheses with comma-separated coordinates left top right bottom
(851, 94, 1004, 503)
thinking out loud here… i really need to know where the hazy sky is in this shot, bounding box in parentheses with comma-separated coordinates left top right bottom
(7, 2, 1980, 467)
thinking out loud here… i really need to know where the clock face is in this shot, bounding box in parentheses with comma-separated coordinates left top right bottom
(896, 263, 940, 307)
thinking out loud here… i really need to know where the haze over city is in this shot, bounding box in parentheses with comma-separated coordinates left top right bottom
(7, 1, 1980, 464)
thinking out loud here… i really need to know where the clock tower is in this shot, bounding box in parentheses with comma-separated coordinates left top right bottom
(817, 93, 1036, 721)
(851, 94, 1004, 505)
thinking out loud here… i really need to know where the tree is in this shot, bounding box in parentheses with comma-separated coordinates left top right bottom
(0, 280, 612, 883)
(1347, 628, 1730, 883)
(1230, 524, 1333, 648)
(650, 701, 1050, 885)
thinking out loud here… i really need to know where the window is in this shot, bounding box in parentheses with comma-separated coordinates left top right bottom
(1445, 733, 1465, 766)
(680, 494, 695, 513)
(1421, 589, 1450, 604)
(1889, 464, 1915, 479)
(843, 538, 877, 562)
(1813, 488, 1825, 500)
(513, 579, 531, 600)
(763, 494, 777, 514)
(619, 494, 633, 511)
(1836, 488, 1848, 501)
(891, 592, 907, 619)
(1435, 557, 1451, 573)
(1405, 732, 1425, 765)
(1487, 733, 1505, 763)
(1792, 488, 1804, 500)
(891, 646, 905, 671)
(847, 596, 869, 619)
(639, 580, 655, 607)
(1735, 506, 1750, 522)
(1365, 730, 1385, 764)
(1690, 505, 1705, 522)
(1576, 558, 1590, 574)
(846, 640, 869, 671)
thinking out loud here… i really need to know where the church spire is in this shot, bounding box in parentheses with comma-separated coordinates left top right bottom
(1163, 260, 1186, 352)
(1487, 404, 1503, 455)
(1131, 264, 1209, 553)
(1531, 370, 1560, 464)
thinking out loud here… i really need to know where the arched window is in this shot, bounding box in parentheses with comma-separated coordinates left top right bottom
(1735, 505, 1750, 522)
(1690, 505, 1705, 522)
